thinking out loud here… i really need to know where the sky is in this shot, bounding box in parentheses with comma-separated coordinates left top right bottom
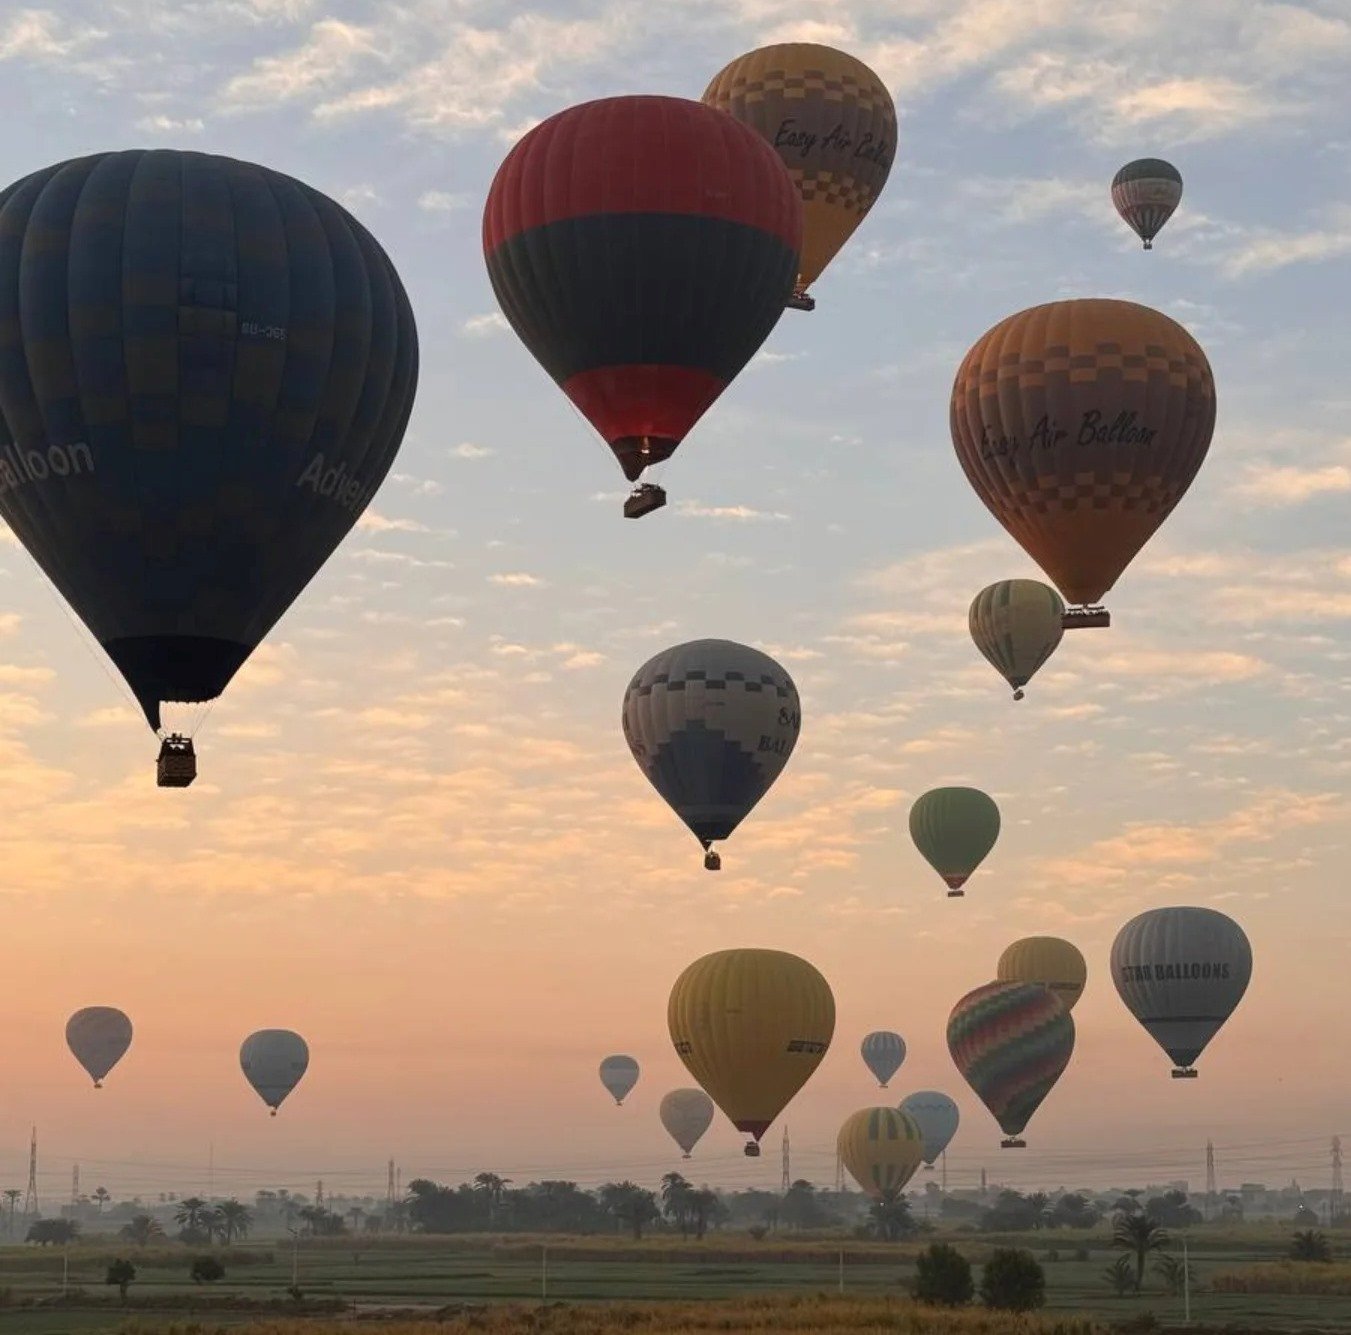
(0, 0, 1348, 1209)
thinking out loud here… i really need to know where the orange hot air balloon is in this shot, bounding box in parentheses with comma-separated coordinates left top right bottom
(950, 299, 1215, 618)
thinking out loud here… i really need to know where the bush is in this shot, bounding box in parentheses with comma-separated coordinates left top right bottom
(1291, 1229, 1333, 1262)
(980, 1247, 1046, 1311)
(1104, 1253, 1136, 1296)
(190, 1255, 225, 1284)
(913, 1242, 974, 1307)
(104, 1259, 135, 1301)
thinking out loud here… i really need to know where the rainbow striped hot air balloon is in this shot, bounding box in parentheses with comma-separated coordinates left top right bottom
(946, 981, 1074, 1148)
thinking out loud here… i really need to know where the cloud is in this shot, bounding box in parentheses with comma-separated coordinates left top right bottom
(451, 442, 495, 460)
(488, 572, 546, 588)
(1217, 207, 1351, 277)
(676, 502, 791, 521)
(461, 312, 509, 337)
(356, 510, 427, 534)
(135, 114, 205, 133)
(0, 9, 102, 61)
(221, 18, 381, 107)
(1230, 463, 1351, 506)
(418, 190, 472, 213)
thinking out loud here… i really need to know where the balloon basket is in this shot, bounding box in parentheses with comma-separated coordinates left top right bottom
(703, 850, 722, 871)
(743, 1142, 761, 1157)
(946, 889, 964, 898)
(1000, 1137, 1026, 1149)
(623, 483, 667, 519)
(1062, 606, 1111, 630)
(1171, 1067, 1199, 1079)
(156, 735, 197, 788)
(786, 291, 816, 313)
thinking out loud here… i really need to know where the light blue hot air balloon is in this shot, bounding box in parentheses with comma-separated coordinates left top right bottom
(860, 1031, 906, 1087)
(240, 1029, 309, 1116)
(899, 1090, 961, 1167)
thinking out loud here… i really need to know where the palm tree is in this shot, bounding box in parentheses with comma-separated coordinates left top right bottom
(690, 1188, 722, 1240)
(174, 1196, 210, 1242)
(660, 1172, 694, 1238)
(473, 1173, 511, 1227)
(119, 1214, 164, 1246)
(1291, 1229, 1332, 1262)
(1113, 1211, 1169, 1292)
(1026, 1191, 1050, 1229)
(216, 1199, 252, 1244)
(92, 1187, 111, 1214)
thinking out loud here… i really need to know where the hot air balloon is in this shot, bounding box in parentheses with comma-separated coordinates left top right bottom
(1112, 159, 1183, 249)
(701, 44, 896, 311)
(668, 947, 834, 1156)
(240, 1029, 309, 1116)
(898, 1091, 960, 1168)
(951, 299, 1215, 626)
(860, 1031, 907, 1087)
(599, 1055, 640, 1105)
(1111, 906, 1252, 1078)
(623, 639, 800, 870)
(482, 95, 801, 519)
(0, 151, 418, 787)
(837, 1107, 924, 1200)
(969, 580, 1065, 700)
(947, 981, 1074, 1148)
(997, 937, 1088, 1012)
(660, 1088, 716, 1158)
(65, 1007, 132, 1088)
(909, 787, 1000, 897)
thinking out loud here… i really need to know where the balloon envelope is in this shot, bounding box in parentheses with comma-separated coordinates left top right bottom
(1112, 158, 1183, 248)
(860, 1030, 907, 1087)
(599, 1055, 640, 1105)
(837, 1107, 924, 1201)
(909, 787, 1000, 893)
(997, 937, 1088, 1012)
(65, 1007, 132, 1087)
(898, 1090, 960, 1166)
(240, 1029, 309, 1114)
(969, 580, 1065, 700)
(659, 1088, 716, 1157)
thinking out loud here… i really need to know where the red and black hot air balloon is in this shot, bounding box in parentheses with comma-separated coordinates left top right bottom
(482, 96, 802, 518)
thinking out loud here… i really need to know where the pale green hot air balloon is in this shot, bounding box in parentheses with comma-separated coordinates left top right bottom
(969, 579, 1065, 700)
(909, 787, 1000, 897)
(660, 1088, 715, 1158)
(240, 1029, 309, 1116)
(600, 1055, 640, 1105)
(66, 1007, 133, 1088)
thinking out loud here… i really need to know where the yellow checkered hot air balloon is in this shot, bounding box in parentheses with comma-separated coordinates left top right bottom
(997, 937, 1088, 1012)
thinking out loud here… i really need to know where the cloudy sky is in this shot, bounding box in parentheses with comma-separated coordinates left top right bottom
(0, 0, 1348, 1207)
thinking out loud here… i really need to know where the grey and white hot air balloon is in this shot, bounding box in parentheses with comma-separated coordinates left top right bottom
(240, 1029, 310, 1115)
(659, 1088, 715, 1158)
(66, 1007, 133, 1088)
(622, 639, 800, 871)
(1111, 158, 1183, 249)
(1111, 906, 1252, 1078)
(899, 1090, 960, 1167)
(860, 1031, 907, 1088)
(599, 1054, 640, 1105)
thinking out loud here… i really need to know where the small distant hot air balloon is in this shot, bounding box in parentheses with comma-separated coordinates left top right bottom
(947, 981, 1074, 1148)
(898, 1091, 960, 1168)
(951, 299, 1215, 624)
(483, 95, 801, 518)
(1112, 159, 1183, 249)
(623, 640, 800, 870)
(660, 1088, 716, 1158)
(240, 1029, 309, 1116)
(702, 44, 896, 311)
(1111, 906, 1252, 1078)
(837, 1107, 925, 1200)
(998, 937, 1088, 1012)
(969, 580, 1065, 700)
(909, 787, 1000, 897)
(860, 1031, 907, 1088)
(599, 1055, 640, 1106)
(65, 1007, 132, 1088)
(668, 947, 834, 1156)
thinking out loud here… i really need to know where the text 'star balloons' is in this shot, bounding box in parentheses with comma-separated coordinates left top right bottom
(997, 936, 1088, 1012)
(660, 1088, 716, 1158)
(0, 151, 418, 739)
(898, 1090, 960, 1167)
(668, 948, 834, 1156)
(65, 1007, 132, 1088)
(837, 1107, 925, 1201)
(483, 96, 801, 496)
(951, 299, 1215, 610)
(599, 1055, 640, 1105)
(909, 787, 1000, 897)
(623, 640, 800, 870)
(240, 1029, 309, 1116)
(701, 44, 896, 309)
(969, 580, 1065, 701)
(1112, 159, 1183, 249)
(947, 981, 1074, 1148)
(1111, 906, 1252, 1077)
(860, 1030, 907, 1087)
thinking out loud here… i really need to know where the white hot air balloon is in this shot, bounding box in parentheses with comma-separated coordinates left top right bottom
(898, 1090, 961, 1168)
(1111, 906, 1252, 1078)
(240, 1029, 310, 1115)
(599, 1054, 640, 1105)
(659, 1088, 715, 1158)
(860, 1031, 906, 1087)
(66, 1007, 133, 1088)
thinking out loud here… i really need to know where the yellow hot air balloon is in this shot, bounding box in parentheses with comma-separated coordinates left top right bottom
(997, 937, 1088, 1012)
(668, 948, 835, 1156)
(702, 44, 896, 310)
(837, 1107, 924, 1201)
(969, 579, 1065, 701)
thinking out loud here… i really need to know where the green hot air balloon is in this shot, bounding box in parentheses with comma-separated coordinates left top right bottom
(968, 579, 1065, 701)
(909, 787, 1000, 897)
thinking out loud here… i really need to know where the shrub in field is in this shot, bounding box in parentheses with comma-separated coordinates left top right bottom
(1210, 1260, 1351, 1295)
(1104, 1253, 1136, 1296)
(1290, 1228, 1332, 1261)
(191, 1254, 225, 1283)
(913, 1242, 974, 1306)
(980, 1246, 1046, 1311)
(104, 1258, 135, 1301)
(1153, 1253, 1192, 1296)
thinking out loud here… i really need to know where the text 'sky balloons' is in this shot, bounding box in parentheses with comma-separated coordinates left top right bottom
(898, 1090, 960, 1166)
(0, 151, 418, 733)
(1112, 159, 1183, 249)
(65, 1007, 132, 1088)
(668, 948, 834, 1155)
(1110, 906, 1252, 1077)
(623, 640, 800, 867)
(909, 787, 1000, 896)
(837, 1107, 924, 1201)
(951, 299, 1215, 608)
(860, 1030, 907, 1088)
(660, 1088, 716, 1158)
(240, 1029, 309, 1116)
(483, 96, 801, 486)
(599, 1054, 640, 1105)
(947, 981, 1074, 1147)
(701, 44, 896, 307)
(969, 580, 1065, 701)
(997, 937, 1088, 1013)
